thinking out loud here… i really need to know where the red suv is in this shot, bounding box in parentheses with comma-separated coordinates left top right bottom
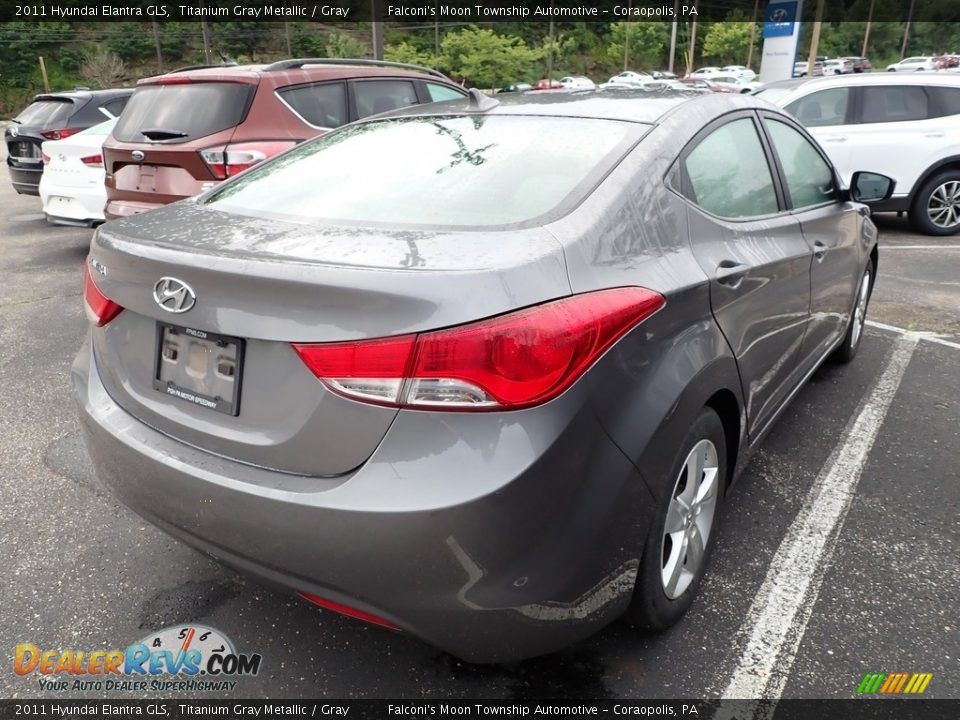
(102, 59, 467, 219)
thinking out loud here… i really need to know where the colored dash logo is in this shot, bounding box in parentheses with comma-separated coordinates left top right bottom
(857, 672, 933, 695)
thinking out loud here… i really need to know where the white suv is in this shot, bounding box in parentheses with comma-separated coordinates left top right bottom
(756, 73, 960, 235)
(887, 56, 938, 72)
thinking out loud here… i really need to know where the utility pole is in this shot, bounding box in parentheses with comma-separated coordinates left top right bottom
(687, 19, 697, 76)
(861, 0, 875, 57)
(668, 0, 679, 73)
(152, 21, 163, 73)
(547, 17, 555, 78)
(623, 1, 631, 70)
(807, 0, 824, 77)
(200, 21, 212, 64)
(371, 0, 384, 60)
(901, 0, 916, 59)
(746, 0, 759, 69)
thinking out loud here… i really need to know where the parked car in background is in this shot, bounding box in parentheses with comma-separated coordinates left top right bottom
(708, 75, 761, 93)
(560, 76, 596, 90)
(688, 67, 723, 79)
(794, 60, 825, 77)
(721, 65, 757, 81)
(607, 71, 652, 85)
(650, 70, 678, 80)
(764, 73, 960, 235)
(824, 58, 855, 75)
(678, 78, 738, 94)
(101, 59, 467, 220)
(39, 118, 116, 227)
(498, 83, 533, 93)
(533, 77, 565, 90)
(887, 56, 938, 72)
(5, 88, 132, 196)
(75, 88, 888, 663)
(844, 57, 872, 73)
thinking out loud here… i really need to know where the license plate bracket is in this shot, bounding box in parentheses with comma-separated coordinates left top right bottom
(153, 322, 244, 416)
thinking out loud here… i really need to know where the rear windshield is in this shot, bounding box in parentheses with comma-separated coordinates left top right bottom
(113, 82, 253, 143)
(14, 99, 74, 127)
(204, 115, 640, 228)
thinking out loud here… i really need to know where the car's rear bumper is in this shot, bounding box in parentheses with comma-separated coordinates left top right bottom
(40, 181, 106, 225)
(7, 163, 42, 195)
(103, 199, 166, 220)
(73, 339, 654, 663)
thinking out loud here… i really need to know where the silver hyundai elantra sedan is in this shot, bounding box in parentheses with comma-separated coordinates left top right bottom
(74, 89, 891, 662)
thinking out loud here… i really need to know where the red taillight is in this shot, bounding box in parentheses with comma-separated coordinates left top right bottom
(41, 128, 82, 141)
(156, 76, 193, 85)
(292, 288, 665, 411)
(199, 141, 297, 180)
(297, 591, 400, 631)
(83, 265, 124, 327)
(81, 153, 103, 167)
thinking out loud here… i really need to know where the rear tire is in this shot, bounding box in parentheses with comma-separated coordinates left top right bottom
(835, 259, 873, 364)
(625, 408, 726, 631)
(910, 170, 960, 236)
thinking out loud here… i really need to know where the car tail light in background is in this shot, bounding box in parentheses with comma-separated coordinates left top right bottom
(83, 264, 124, 327)
(293, 287, 665, 411)
(41, 128, 82, 141)
(80, 154, 103, 167)
(200, 141, 297, 180)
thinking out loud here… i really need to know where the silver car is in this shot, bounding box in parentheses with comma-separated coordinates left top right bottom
(74, 90, 892, 662)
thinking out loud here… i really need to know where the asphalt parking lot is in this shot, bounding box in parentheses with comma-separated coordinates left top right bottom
(1, 144, 958, 700)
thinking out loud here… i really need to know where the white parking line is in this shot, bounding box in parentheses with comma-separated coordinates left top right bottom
(866, 320, 960, 351)
(721, 334, 919, 700)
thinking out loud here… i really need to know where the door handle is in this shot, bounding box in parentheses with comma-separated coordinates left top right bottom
(924, 132, 945, 138)
(814, 241, 829, 261)
(716, 260, 749, 288)
(823, 136, 848, 143)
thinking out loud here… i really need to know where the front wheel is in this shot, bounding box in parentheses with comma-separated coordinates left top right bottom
(910, 170, 960, 236)
(625, 408, 726, 631)
(835, 259, 873, 364)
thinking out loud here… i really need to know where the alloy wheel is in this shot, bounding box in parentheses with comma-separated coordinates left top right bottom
(850, 269, 871, 349)
(927, 180, 960, 229)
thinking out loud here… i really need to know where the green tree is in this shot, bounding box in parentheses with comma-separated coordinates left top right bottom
(289, 24, 327, 57)
(437, 27, 543, 88)
(702, 12, 758, 66)
(325, 31, 366, 59)
(605, 22, 670, 71)
(103, 23, 154, 63)
(214, 21, 269, 62)
(385, 42, 437, 68)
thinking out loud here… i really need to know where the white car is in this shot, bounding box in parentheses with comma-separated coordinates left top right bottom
(824, 59, 854, 75)
(887, 56, 938, 72)
(721, 65, 757, 82)
(559, 76, 596, 90)
(765, 73, 960, 235)
(607, 71, 652, 85)
(689, 67, 722, 79)
(39, 118, 116, 227)
(709, 75, 761, 93)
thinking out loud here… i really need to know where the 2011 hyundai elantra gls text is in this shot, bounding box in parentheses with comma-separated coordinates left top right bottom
(74, 89, 892, 662)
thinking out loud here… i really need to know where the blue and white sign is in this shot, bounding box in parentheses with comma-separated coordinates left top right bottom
(764, 1, 798, 38)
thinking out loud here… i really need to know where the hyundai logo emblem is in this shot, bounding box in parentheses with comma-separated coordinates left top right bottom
(132, 150, 145, 161)
(153, 277, 196, 313)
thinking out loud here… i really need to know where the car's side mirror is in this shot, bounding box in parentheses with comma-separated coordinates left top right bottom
(848, 171, 896, 203)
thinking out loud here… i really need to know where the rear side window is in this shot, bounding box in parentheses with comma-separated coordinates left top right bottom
(101, 97, 129, 118)
(683, 118, 779, 218)
(205, 115, 640, 227)
(354, 80, 418, 118)
(113, 83, 253, 143)
(858, 86, 928, 123)
(277, 82, 347, 128)
(426, 83, 466, 102)
(927, 87, 960, 118)
(14, 99, 73, 127)
(785, 88, 850, 127)
(765, 119, 836, 209)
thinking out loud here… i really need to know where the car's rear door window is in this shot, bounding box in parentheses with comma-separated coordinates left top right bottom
(426, 83, 466, 102)
(14, 99, 74, 127)
(354, 80, 419, 118)
(785, 87, 850, 127)
(682, 118, 780, 218)
(205, 115, 641, 228)
(277, 82, 347, 129)
(857, 85, 928, 123)
(112, 83, 254, 143)
(764, 119, 837, 209)
(926, 86, 960, 118)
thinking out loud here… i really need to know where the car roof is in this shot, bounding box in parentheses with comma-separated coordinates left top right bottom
(762, 71, 960, 93)
(139, 60, 454, 86)
(374, 88, 769, 126)
(33, 88, 132, 101)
